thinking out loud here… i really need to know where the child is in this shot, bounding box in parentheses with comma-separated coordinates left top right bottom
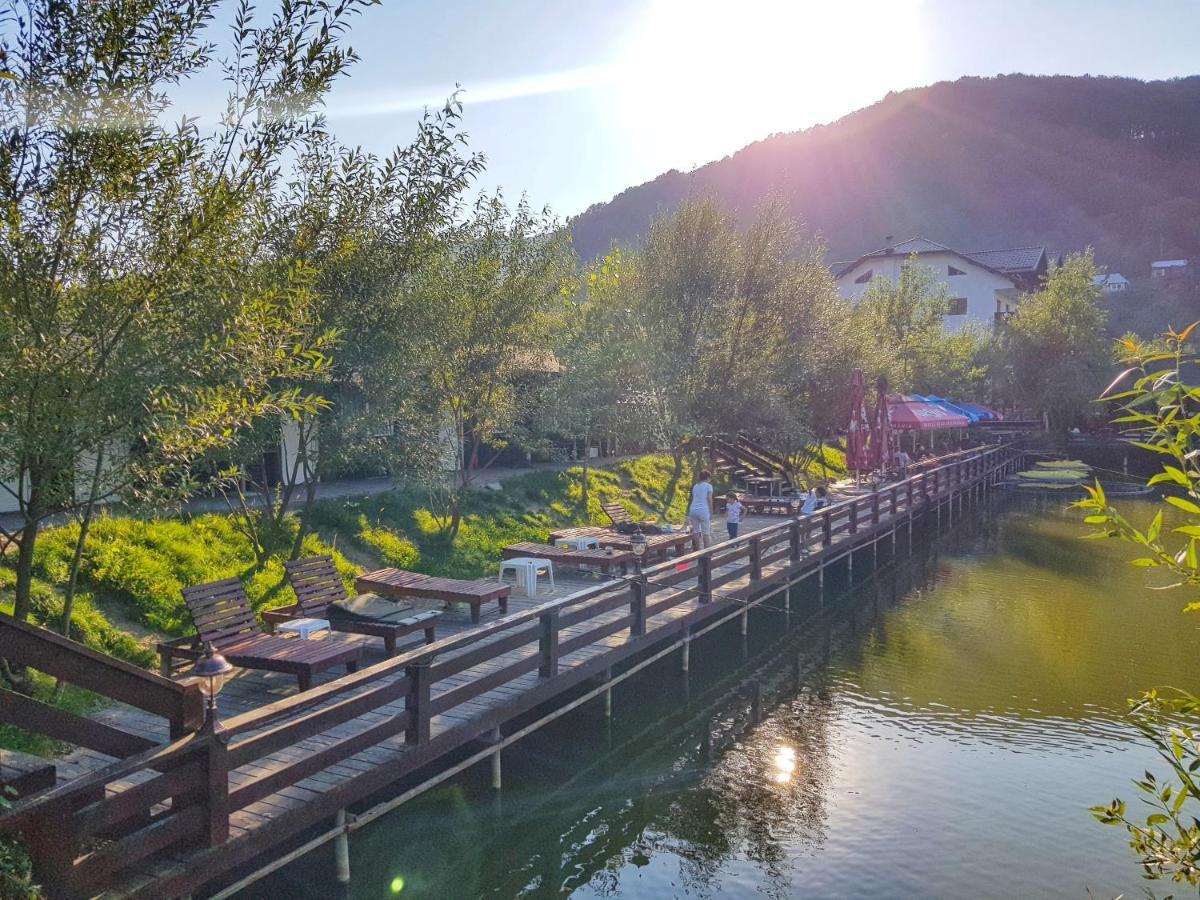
(725, 492, 744, 540)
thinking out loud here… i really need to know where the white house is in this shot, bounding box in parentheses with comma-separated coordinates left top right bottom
(1092, 273, 1129, 292)
(833, 237, 1053, 331)
(1151, 259, 1190, 281)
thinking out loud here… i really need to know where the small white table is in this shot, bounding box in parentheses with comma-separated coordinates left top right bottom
(276, 617, 331, 640)
(556, 536, 600, 551)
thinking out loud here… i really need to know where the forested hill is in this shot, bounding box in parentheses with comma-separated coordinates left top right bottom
(569, 75, 1200, 273)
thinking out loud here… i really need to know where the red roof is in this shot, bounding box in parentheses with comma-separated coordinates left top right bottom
(887, 396, 970, 431)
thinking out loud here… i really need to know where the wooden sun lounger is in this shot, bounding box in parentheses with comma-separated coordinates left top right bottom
(501, 541, 634, 574)
(355, 568, 511, 624)
(264, 556, 441, 657)
(159, 578, 362, 692)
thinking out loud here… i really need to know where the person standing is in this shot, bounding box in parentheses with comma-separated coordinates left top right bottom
(724, 492, 744, 540)
(688, 470, 714, 550)
(895, 448, 911, 477)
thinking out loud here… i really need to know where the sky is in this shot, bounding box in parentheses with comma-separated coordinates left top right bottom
(205, 0, 1200, 219)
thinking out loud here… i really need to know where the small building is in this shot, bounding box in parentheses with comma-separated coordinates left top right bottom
(1151, 259, 1190, 280)
(833, 237, 1053, 331)
(1092, 273, 1129, 292)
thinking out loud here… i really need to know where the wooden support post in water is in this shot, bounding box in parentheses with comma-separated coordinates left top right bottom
(740, 608, 748, 636)
(681, 627, 691, 672)
(334, 809, 350, 884)
(818, 560, 825, 602)
(784, 583, 791, 612)
(847, 549, 854, 585)
(604, 668, 613, 719)
(491, 727, 502, 790)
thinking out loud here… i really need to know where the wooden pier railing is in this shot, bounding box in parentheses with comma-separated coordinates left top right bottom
(0, 443, 1023, 899)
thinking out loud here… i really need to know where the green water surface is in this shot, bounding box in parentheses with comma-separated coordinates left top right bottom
(244, 496, 1198, 899)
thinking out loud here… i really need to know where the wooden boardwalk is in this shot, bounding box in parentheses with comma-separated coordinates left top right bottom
(0, 445, 1024, 899)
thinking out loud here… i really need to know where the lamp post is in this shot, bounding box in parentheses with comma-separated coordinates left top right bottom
(191, 642, 234, 734)
(630, 528, 647, 576)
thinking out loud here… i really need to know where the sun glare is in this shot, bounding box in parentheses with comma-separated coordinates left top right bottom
(618, 0, 926, 171)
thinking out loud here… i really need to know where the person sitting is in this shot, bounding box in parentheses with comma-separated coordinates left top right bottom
(800, 485, 820, 515)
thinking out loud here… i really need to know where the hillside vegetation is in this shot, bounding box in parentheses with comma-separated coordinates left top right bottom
(0, 456, 720, 664)
(570, 74, 1200, 274)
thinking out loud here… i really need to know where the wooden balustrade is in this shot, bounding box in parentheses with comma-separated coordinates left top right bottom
(0, 443, 1021, 897)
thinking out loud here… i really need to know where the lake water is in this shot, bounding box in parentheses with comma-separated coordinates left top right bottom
(245, 495, 1197, 899)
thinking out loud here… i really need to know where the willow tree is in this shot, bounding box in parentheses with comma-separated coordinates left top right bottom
(0, 0, 372, 637)
(409, 194, 577, 540)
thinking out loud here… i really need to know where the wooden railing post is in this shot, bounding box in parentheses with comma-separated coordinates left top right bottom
(405, 660, 431, 744)
(907, 479, 914, 510)
(890, 486, 898, 517)
(697, 554, 712, 603)
(203, 733, 230, 847)
(849, 500, 858, 534)
(25, 813, 77, 897)
(821, 510, 833, 547)
(538, 610, 559, 678)
(871, 492, 880, 525)
(748, 537, 762, 581)
(630, 579, 647, 636)
(789, 519, 801, 562)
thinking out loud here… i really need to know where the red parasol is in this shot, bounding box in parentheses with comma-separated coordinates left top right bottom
(869, 375, 893, 470)
(846, 368, 870, 475)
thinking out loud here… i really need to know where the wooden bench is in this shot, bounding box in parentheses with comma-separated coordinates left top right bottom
(502, 541, 634, 574)
(356, 568, 511, 625)
(160, 579, 362, 692)
(0, 750, 55, 799)
(266, 556, 441, 656)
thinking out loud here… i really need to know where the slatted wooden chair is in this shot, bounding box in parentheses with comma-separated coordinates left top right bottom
(601, 500, 633, 527)
(160, 578, 361, 692)
(268, 556, 440, 656)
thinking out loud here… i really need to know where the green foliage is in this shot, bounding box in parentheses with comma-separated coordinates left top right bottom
(8, 513, 355, 638)
(1076, 322, 1200, 883)
(995, 251, 1110, 431)
(0, 669, 101, 758)
(358, 520, 420, 569)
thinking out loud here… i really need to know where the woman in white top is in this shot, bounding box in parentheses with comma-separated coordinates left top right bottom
(688, 470, 714, 550)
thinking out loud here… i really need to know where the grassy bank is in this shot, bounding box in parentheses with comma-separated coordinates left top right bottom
(0, 455, 699, 671)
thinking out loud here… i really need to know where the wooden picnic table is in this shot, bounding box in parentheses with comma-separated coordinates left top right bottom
(743, 475, 784, 496)
(356, 568, 511, 624)
(501, 541, 634, 574)
(546, 526, 691, 561)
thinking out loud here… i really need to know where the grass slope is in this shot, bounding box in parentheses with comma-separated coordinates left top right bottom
(0, 455, 698, 670)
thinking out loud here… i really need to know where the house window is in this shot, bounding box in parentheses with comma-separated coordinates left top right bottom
(948, 265, 966, 276)
(947, 297, 968, 316)
(854, 269, 873, 284)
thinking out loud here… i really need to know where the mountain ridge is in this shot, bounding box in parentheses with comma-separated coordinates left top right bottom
(569, 74, 1200, 274)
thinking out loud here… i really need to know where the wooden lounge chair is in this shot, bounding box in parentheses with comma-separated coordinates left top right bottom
(159, 578, 361, 692)
(355, 568, 510, 624)
(267, 556, 441, 656)
(601, 501, 633, 527)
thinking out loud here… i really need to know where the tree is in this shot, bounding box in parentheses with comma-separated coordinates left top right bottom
(1077, 322, 1200, 883)
(409, 194, 577, 540)
(217, 101, 485, 560)
(995, 251, 1110, 431)
(0, 0, 372, 640)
